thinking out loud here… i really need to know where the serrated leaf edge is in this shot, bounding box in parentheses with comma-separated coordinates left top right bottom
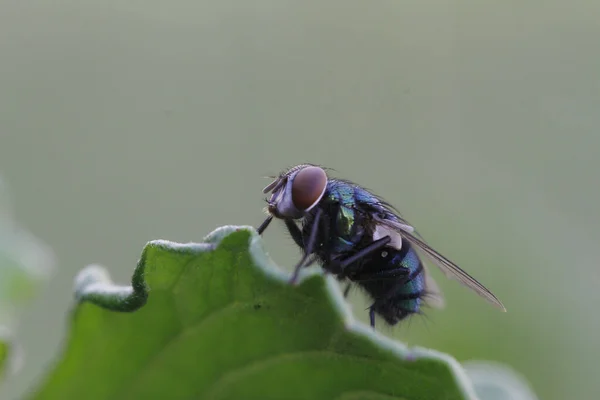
(72, 225, 480, 400)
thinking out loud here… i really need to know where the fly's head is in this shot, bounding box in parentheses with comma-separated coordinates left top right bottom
(262, 164, 328, 220)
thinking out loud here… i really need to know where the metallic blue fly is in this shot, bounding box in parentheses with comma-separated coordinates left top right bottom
(257, 164, 505, 328)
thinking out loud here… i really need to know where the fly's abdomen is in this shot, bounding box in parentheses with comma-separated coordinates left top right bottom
(395, 245, 425, 310)
(360, 241, 426, 326)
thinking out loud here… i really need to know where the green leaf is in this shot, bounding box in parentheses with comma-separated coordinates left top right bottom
(32, 226, 479, 400)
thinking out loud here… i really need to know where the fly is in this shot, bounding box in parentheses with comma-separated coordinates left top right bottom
(256, 164, 506, 328)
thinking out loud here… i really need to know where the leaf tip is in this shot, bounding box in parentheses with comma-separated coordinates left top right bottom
(73, 264, 113, 299)
(73, 264, 147, 312)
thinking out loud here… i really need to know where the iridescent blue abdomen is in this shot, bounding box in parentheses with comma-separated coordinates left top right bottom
(358, 241, 425, 325)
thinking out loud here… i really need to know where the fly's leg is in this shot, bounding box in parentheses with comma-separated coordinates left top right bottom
(343, 283, 352, 298)
(289, 208, 323, 285)
(368, 279, 420, 329)
(303, 254, 319, 268)
(369, 308, 376, 328)
(328, 236, 392, 276)
(284, 219, 304, 248)
(324, 236, 394, 303)
(354, 266, 411, 329)
(257, 215, 273, 235)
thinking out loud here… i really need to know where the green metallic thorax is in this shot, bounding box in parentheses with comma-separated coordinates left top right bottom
(321, 180, 368, 254)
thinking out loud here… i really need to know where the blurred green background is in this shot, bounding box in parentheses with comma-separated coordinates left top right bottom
(1, 1, 598, 399)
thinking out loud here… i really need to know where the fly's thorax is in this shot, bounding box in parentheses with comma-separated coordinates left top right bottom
(297, 185, 368, 255)
(335, 204, 358, 238)
(323, 181, 365, 241)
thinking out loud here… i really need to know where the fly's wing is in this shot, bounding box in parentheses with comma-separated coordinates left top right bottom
(422, 264, 445, 309)
(374, 216, 506, 311)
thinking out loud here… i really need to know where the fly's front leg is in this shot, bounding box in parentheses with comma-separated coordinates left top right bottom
(284, 219, 304, 248)
(289, 208, 323, 285)
(257, 215, 273, 235)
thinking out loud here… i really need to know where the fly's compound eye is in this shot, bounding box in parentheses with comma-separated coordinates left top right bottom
(291, 166, 328, 211)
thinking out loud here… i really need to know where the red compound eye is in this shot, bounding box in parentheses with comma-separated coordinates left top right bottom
(291, 166, 327, 211)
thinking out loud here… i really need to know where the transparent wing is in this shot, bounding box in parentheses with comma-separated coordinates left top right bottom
(422, 264, 445, 309)
(375, 217, 506, 311)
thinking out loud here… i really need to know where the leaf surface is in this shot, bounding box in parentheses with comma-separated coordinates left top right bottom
(33, 226, 478, 400)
